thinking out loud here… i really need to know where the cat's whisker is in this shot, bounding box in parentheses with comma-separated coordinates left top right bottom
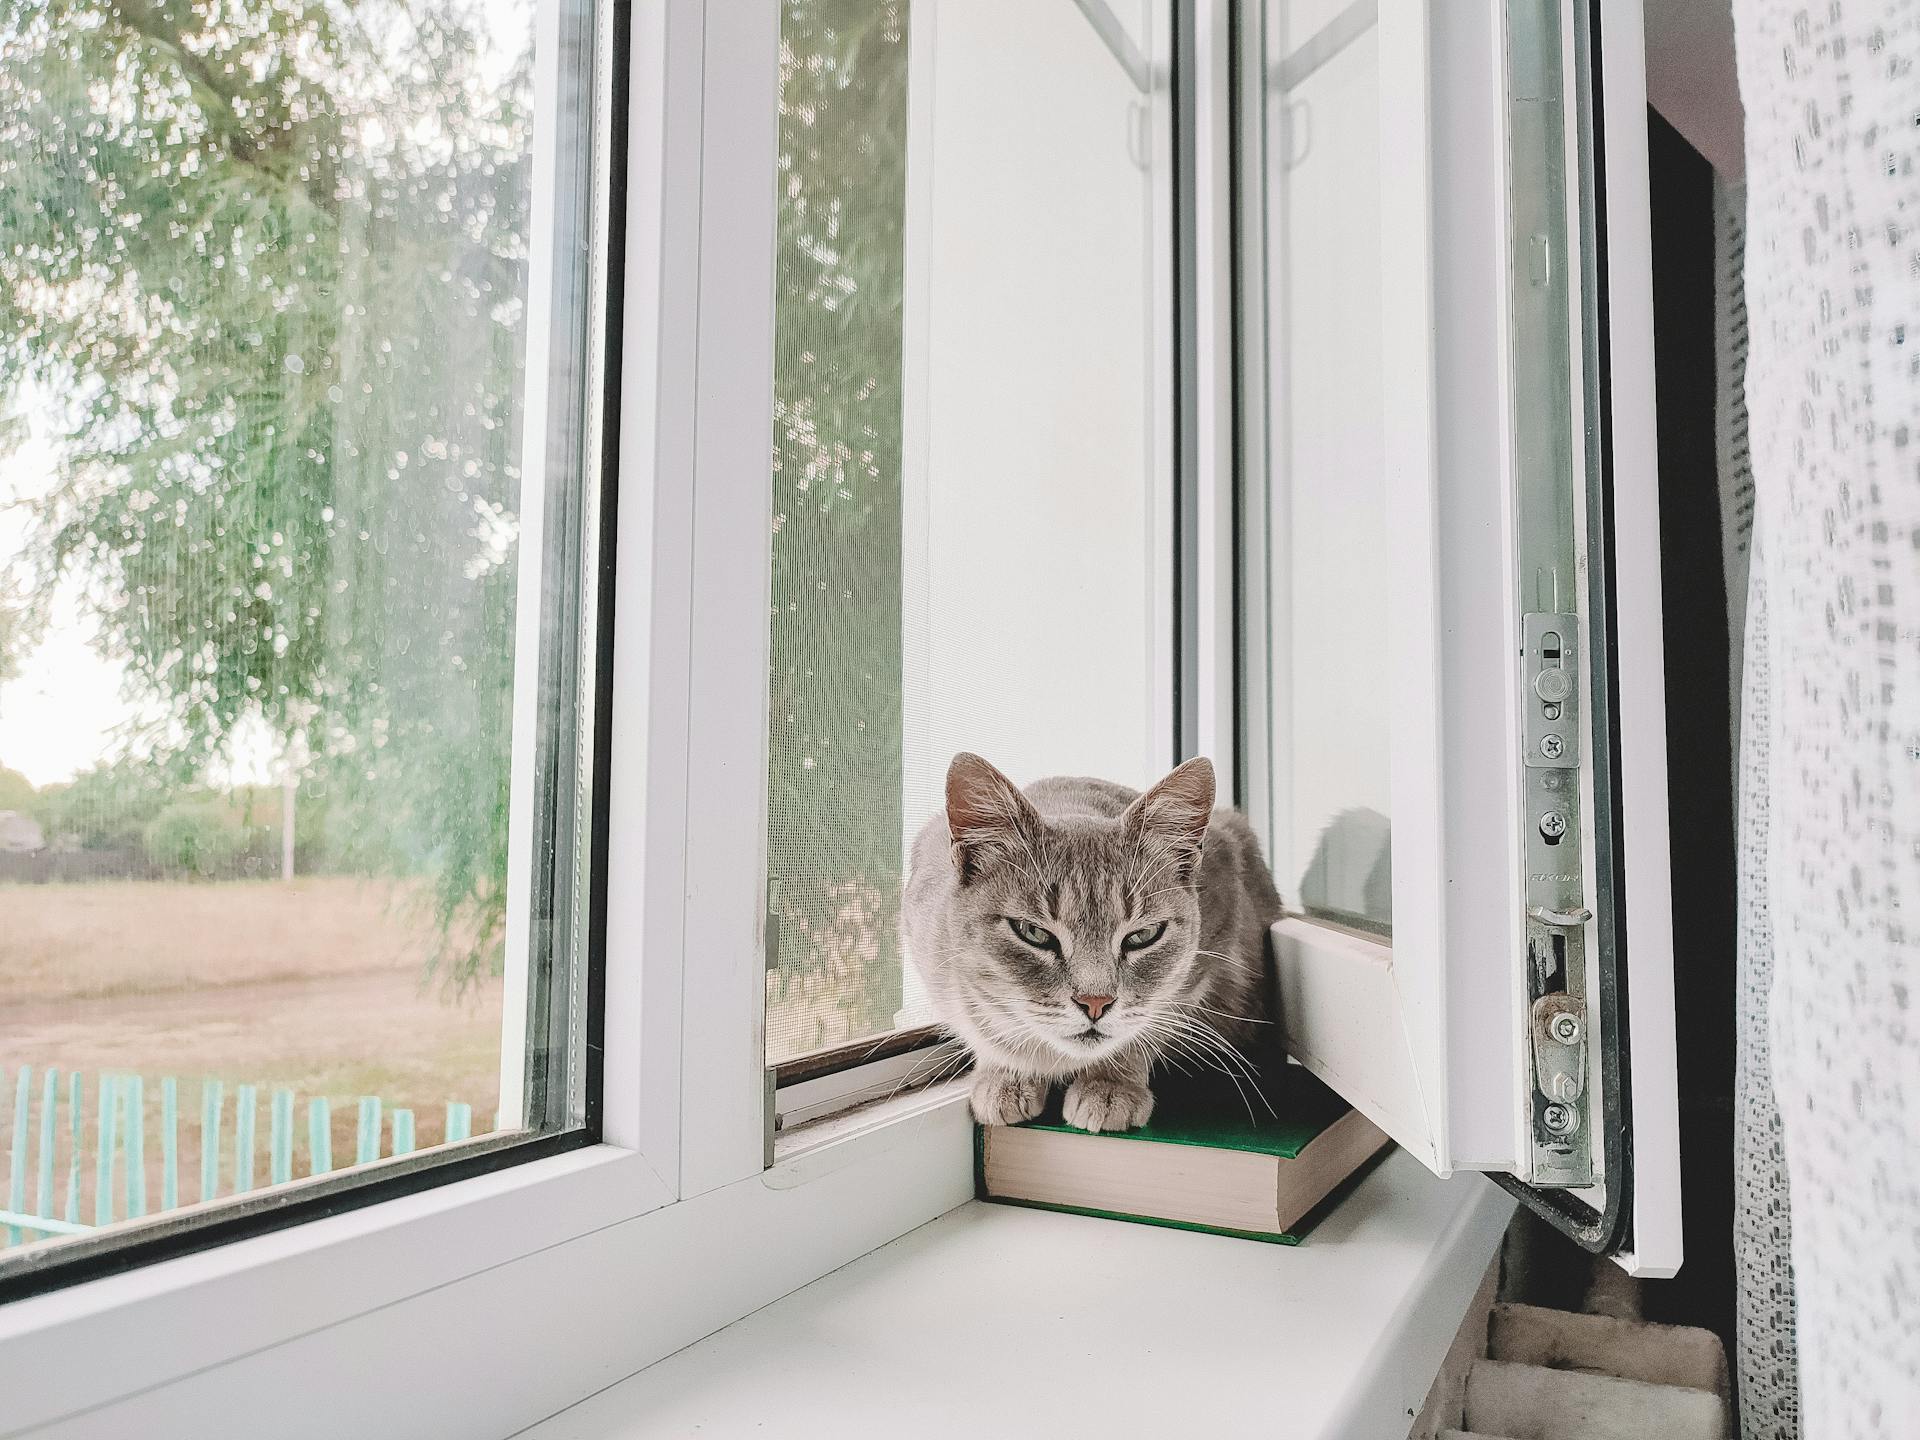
(878, 1048, 962, 1106)
(899, 1044, 974, 1101)
(956, 988, 1056, 1065)
(795, 1038, 974, 1117)
(1130, 848, 1187, 899)
(898, 1038, 966, 1085)
(1136, 1012, 1229, 1057)
(1153, 1030, 1263, 1097)
(1135, 1021, 1262, 1123)
(850, 1026, 941, 1070)
(1157, 1046, 1265, 1124)
(1134, 1024, 1207, 1071)
(1140, 1012, 1275, 1116)
(1148, 1030, 1221, 1077)
(1153, 1048, 1198, 1078)
(1155, 1012, 1267, 1080)
(1179, 999, 1275, 1026)
(1149, 1044, 1214, 1090)
(1192, 948, 1258, 978)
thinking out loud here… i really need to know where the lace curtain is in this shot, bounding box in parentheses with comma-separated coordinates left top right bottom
(1731, 2, 1920, 1435)
(1721, 171, 1804, 1439)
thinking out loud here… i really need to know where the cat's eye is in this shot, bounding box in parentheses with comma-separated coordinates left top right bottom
(1007, 917, 1059, 951)
(1122, 921, 1168, 952)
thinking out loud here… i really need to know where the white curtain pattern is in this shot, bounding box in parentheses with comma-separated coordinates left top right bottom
(1732, 1, 1920, 1435)
(1722, 166, 1803, 1438)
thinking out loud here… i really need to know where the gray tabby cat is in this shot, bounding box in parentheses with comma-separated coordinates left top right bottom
(904, 752, 1283, 1133)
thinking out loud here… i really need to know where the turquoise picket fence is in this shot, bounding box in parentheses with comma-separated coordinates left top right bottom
(2, 1065, 485, 1249)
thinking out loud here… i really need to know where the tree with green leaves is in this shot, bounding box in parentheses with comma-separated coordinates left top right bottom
(0, 761, 33, 813)
(0, 573, 39, 685)
(766, 0, 911, 1054)
(1, 0, 917, 1025)
(0, 0, 532, 979)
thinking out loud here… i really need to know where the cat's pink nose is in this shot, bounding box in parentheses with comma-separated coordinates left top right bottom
(1072, 994, 1115, 1022)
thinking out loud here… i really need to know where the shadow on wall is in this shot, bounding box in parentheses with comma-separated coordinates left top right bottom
(1298, 807, 1391, 932)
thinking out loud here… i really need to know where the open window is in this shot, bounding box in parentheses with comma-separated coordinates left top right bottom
(765, 0, 1178, 1111)
(0, 0, 616, 1297)
(1236, 0, 1681, 1273)
(1, 0, 1696, 1429)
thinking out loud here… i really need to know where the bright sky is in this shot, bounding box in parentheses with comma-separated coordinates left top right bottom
(0, 403, 137, 788)
(0, 411, 300, 793)
(0, 0, 539, 794)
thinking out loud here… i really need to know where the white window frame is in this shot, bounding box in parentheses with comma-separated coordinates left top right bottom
(1228, 0, 1681, 1276)
(0, 7, 975, 1434)
(1244, 0, 1457, 1181)
(0, 1, 1684, 1431)
(795, 0, 1181, 1081)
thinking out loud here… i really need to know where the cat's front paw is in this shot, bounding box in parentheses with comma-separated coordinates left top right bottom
(1063, 1076, 1155, 1133)
(971, 1070, 1049, 1126)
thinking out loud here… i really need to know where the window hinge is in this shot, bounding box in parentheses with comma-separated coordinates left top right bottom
(1522, 610, 1594, 1189)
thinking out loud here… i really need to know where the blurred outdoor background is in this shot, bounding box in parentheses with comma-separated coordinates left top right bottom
(0, 0, 925, 1240)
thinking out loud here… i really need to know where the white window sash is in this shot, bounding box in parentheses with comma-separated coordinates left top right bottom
(0, 6, 979, 1428)
(1242, 0, 1681, 1275)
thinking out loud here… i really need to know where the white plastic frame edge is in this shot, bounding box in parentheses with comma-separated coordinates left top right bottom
(1189, 0, 1239, 789)
(0, 4, 979, 1429)
(1259, 0, 1455, 1177)
(1591, 0, 1681, 1279)
(5, 1101, 975, 1439)
(0, 2, 677, 1420)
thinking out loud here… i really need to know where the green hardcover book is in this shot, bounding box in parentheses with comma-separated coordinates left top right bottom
(977, 1068, 1392, 1244)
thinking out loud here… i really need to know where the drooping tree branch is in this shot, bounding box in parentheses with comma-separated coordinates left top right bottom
(107, 0, 266, 162)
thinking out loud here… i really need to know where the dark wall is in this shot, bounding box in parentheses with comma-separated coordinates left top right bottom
(1641, 107, 1739, 1355)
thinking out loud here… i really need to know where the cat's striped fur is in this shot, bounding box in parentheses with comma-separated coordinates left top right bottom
(903, 753, 1283, 1132)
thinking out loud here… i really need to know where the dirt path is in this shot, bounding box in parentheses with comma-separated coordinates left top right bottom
(4, 966, 503, 1109)
(1, 877, 510, 1248)
(1, 877, 504, 1109)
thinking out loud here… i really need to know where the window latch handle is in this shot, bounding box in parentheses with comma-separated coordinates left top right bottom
(1526, 904, 1592, 928)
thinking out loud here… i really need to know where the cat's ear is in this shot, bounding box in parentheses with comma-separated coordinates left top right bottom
(945, 752, 1039, 885)
(1123, 756, 1215, 879)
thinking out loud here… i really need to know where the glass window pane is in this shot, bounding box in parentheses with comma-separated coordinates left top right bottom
(1259, 0, 1392, 935)
(0, 0, 610, 1280)
(766, 0, 1170, 1065)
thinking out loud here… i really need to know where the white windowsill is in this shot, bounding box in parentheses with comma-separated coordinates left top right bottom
(519, 1148, 1516, 1440)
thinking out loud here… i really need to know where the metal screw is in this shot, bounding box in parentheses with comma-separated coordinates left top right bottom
(1549, 1012, 1582, 1044)
(1540, 734, 1566, 760)
(1542, 1102, 1576, 1135)
(1539, 810, 1568, 840)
